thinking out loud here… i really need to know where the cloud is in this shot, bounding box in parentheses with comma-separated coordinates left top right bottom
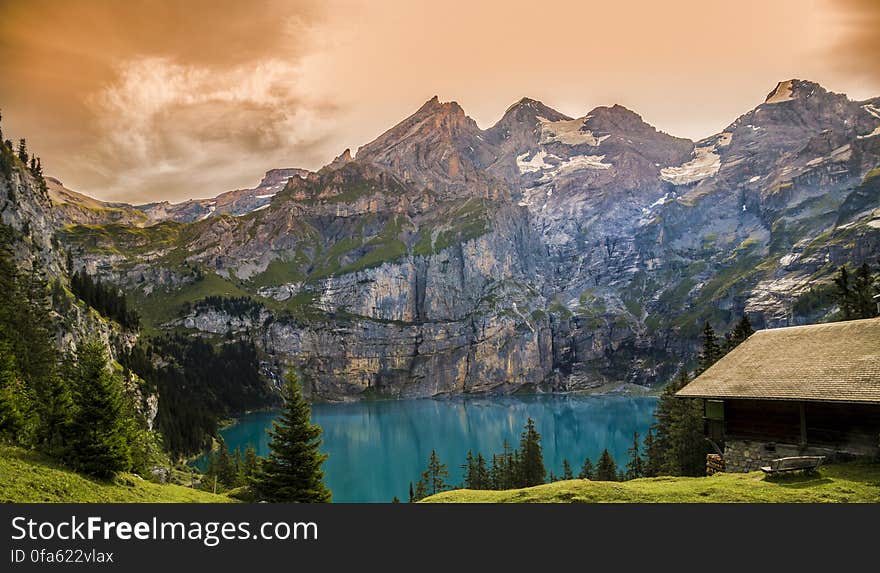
(830, 0, 880, 82)
(0, 0, 333, 202)
(86, 57, 340, 202)
(2, 0, 878, 203)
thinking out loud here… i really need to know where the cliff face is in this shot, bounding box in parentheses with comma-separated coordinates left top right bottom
(57, 81, 880, 400)
(0, 154, 156, 425)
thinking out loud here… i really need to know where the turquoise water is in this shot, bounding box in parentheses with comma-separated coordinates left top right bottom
(209, 395, 657, 502)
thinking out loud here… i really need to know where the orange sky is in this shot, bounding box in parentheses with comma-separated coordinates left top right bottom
(1, 0, 878, 203)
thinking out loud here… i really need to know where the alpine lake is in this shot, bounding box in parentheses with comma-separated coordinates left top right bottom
(200, 394, 658, 502)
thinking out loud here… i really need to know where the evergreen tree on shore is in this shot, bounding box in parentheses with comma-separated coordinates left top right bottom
(518, 417, 545, 487)
(417, 449, 450, 497)
(562, 459, 574, 480)
(462, 450, 490, 490)
(642, 428, 662, 478)
(578, 457, 595, 480)
(595, 449, 618, 481)
(625, 432, 644, 480)
(252, 371, 331, 502)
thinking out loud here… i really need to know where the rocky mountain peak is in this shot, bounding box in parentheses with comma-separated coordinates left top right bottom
(500, 98, 570, 123)
(258, 168, 310, 188)
(484, 98, 570, 150)
(354, 96, 496, 195)
(413, 95, 467, 121)
(583, 104, 654, 134)
(763, 79, 827, 105)
(327, 148, 354, 170)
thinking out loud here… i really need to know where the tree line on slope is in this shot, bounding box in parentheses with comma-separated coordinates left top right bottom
(120, 333, 277, 456)
(0, 225, 160, 478)
(831, 263, 878, 321)
(0, 111, 47, 197)
(69, 269, 141, 331)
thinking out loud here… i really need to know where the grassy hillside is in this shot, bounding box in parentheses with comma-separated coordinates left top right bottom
(0, 445, 233, 503)
(423, 462, 880, 503)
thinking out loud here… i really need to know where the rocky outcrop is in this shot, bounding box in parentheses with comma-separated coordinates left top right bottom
(1, 155, 156, 426)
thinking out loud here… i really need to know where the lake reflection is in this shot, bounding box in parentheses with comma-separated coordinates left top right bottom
(211, 394, 658, 502)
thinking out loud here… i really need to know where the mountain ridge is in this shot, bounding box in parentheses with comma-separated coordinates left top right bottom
(31, 78, 880, 399)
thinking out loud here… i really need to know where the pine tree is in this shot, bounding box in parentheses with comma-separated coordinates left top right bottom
(475, 453, 489, 489)
(413, 479, 427, 502)
(38, 373, 76, 457)
(0, 343, 29, 442)
(17, 138, 27, 164)
(562, 459, 574, 480)
(646, 370, 709, 477)
(697, 322, 721, 374)
(578, 457, 595, 480)
(215, 437, 234, 487)
(625, 432, 644, 480)
(18, 266, 57, 411)
(252, 370, 331, 502)
(243, 446, 259, 479)
(517, 417, 545, 487)
(66, 340, 132, 478)
(462, 450, 478, 489)
(408, 482, 415, 503)
(595, 449, 618, 481)
(233, 447, 245, 486)
(726, 315, 755, 351)
(833, 266, 855, 320)
(642, 428, 662, 478)
(852, 263, 878, 319)
(490, 440, 518, 490)
(417, 449, 449, 496)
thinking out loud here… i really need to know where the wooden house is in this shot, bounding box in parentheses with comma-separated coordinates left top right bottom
(676, 317, 880, 472)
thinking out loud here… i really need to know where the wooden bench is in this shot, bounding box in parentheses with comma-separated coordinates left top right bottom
(760, 456, 825, 475)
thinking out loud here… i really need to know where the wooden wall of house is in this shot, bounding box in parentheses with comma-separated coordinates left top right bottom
(723, 399, 880, 449)
(804, 402, 880, 449)
(724, 400, 801, 443)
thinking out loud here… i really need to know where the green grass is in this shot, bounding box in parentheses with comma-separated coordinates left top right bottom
(422, 462, 880, 503)
(0, 445, 234, 503)
(248, 253, 309, 288)
(413, 198, 490, 256)
(131, 271, 253, 331)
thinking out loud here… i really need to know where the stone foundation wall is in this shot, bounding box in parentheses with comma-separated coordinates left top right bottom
(721, 439, 872, 473)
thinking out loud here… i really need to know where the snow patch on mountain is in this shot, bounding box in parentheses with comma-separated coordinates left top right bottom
(638, 192, 677, 225)
(516, 151, 556, 173)
(535, 155, 612, 182)
(198, 202, 217, 221)
(863, 104, 880, 120)
(660, 145, 721, 185)
(538, 117, 609, 146)
(858, 126, 880, 139)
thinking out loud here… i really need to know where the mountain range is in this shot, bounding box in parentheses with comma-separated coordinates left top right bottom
(7, 79, 880, 400)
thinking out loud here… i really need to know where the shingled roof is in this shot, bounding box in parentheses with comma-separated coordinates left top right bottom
(676, 317, 880, 404)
